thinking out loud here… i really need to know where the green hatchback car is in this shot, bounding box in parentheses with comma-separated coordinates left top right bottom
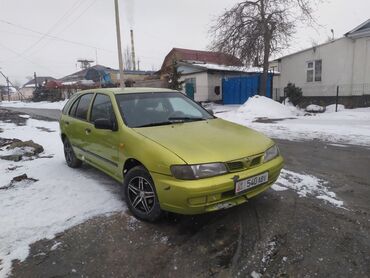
(60, 88, 283, 221)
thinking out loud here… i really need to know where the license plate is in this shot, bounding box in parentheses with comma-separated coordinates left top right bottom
(235, 172, 269, 194)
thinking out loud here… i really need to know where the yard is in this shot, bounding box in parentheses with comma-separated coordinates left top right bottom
(0, 98, 369, 277)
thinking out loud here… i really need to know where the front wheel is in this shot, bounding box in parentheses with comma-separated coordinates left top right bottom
(63, 138, 82, 168)
(123, 166, 162, 222)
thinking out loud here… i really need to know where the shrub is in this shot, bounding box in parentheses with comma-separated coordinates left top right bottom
(284, 83, 302, 106)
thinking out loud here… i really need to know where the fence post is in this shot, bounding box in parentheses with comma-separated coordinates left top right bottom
(335, 85, 339, 112)
(275, 88, 278, 101)
(284, 88, 286, 104)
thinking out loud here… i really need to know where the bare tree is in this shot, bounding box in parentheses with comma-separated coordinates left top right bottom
(210, 0, 319, 96)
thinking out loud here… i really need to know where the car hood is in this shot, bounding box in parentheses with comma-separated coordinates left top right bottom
(133, 118, 273, 164)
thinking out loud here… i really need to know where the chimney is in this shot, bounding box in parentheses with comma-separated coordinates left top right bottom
(130, 29, 136, 71)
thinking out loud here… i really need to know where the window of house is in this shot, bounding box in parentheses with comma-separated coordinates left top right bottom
(306, 60, 322, 82)
(314, 60, 322, 82)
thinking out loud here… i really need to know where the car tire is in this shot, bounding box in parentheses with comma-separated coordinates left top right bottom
(123, 166, 162, 222)
(63, 138, 82, 168)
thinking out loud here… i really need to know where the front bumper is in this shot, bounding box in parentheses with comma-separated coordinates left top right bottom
(151, 155, 284, 215)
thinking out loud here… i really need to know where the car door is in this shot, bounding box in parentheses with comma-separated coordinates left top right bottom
(66, 93, 95, 160)
(85, 93, 120, 176)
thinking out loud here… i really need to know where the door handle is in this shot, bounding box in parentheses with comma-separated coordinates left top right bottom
(85, 128, 91, 134)
(64, 120, 70, 125)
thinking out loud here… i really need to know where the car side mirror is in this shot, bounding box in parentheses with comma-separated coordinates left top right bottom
(94, 118, 114, 130)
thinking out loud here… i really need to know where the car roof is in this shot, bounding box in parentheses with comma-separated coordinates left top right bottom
(77, 87, 179, 95)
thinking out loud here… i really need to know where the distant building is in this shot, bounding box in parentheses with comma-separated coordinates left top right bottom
(19, 76, 56, 100)
(0, 85, 17, 101)
(272, 19, 370, 107)
(59, 64, 155, 88)
(160, 48, 265, 102)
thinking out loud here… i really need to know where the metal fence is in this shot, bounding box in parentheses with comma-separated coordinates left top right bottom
(274, 83, 370, 99)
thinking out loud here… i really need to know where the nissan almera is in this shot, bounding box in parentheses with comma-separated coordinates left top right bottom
(60, 88, 284, 221)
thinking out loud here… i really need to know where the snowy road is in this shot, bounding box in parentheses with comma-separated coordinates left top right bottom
(1, 107, 370, 277)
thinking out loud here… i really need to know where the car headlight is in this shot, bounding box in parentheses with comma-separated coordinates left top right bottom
(171, 163, 228, 180)
(263, 145, 279, 163)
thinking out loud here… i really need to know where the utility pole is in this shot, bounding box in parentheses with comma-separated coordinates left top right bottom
(6, 77, 10, 101)
(0, 69, 25, 101)
(114, 0, 125, 88)
(34, 72, 38, 88)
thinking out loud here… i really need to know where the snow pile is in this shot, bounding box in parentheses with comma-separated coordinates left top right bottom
(0, 100, 68, 110)
(217, 104, 370, 147)
(237, 96, 300, 119)
(306, 104, 325, 113)
(0, 117, 125, 278)
(272, 169, 344, 208)
(325, 104, 345, 113)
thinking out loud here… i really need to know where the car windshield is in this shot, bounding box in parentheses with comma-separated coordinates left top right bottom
(115, 92, 214, 128)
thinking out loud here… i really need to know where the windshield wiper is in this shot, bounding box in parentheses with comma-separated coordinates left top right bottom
(136, 117, 206, 128)
(136, 121, 174, 128)
(167, 117, 205, 122)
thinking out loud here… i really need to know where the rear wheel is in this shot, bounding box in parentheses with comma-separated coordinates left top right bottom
(63, 138, 82, 168)
(123, 166, 162, 222)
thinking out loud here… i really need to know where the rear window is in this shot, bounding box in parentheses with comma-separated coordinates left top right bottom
(69, 98, 80, 117)
(75, 94, 93, 120)
(61, 94, 80, 115)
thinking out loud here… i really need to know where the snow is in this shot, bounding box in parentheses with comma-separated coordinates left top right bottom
(236, 95, 301, 119)
(272, 169, 344, 208)
(0, 117, 125, 278)
(185, 62, 264, 73)
(216, 97, 370, 147)
(250, 271, 262, 278)
(306, 104, 325, 113)
(0, 100, 68, 110)
(0, 146, 34, 157)
(326, 104, 345, 113)
(50, 242, 62, 251)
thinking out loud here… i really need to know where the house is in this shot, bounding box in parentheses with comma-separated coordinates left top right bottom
(0, 85, 17, 101)
(272, 19, 370, 107)
(19, 76, 56, 100)
(60, 64, 156, 88)
(160, 48, 266, 102)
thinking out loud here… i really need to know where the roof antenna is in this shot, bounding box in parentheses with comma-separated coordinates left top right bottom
(331, 29, 334, 40)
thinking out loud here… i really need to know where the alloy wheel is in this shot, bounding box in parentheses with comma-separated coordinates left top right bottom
(127, 176, 156, 214)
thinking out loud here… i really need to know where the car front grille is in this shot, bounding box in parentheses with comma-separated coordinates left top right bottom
(226, 154, 263, 172)
(226, 161, 244, 171)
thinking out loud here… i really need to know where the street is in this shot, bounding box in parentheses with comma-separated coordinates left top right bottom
(2, 107, 370, 277)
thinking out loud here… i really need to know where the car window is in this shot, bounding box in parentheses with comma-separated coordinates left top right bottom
(169, 98, 203, 118)
(90, 94, 116, 123)
(69, 97, 80, 117)
(116, 92, 213, 128)
(75, 93, 93, 120)
(62, 94, 79, 115)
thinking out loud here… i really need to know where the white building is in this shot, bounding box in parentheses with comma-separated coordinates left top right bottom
(160, 48, 263, 102)
(177, 62, 263, 102)
(273, 19, 370, 107)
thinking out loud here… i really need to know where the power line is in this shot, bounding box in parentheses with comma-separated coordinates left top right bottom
(26, 0, 97, 55)
(56, 0, 99, 36)
(0, 19, 113, 52)
(28, 0, 100, 57)
(18, 0, 88, 56)
(0, 42, 60, 75)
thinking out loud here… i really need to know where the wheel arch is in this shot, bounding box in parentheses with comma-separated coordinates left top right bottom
(123, 158, 147, 176)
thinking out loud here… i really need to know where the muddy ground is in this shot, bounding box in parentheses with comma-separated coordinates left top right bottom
(1, 107, 370, 278)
